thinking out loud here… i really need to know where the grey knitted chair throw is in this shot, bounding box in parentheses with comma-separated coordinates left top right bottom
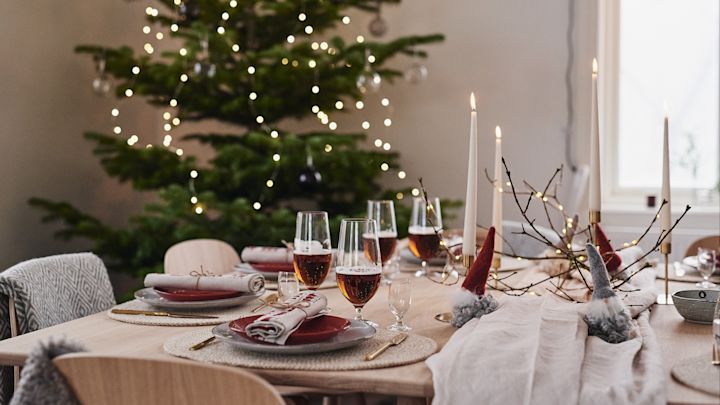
(9, 338, 85, 405)
(0, 253, 115, 404)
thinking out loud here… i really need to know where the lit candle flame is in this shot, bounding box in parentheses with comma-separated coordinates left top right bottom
(470, 92, 476, 111)
(495, 126, 502, 139)
(592, 58, 598, 76)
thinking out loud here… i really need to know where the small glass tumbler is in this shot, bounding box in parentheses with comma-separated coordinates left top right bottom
(278, 272, 300, 302)
(388, 278, 412, 332)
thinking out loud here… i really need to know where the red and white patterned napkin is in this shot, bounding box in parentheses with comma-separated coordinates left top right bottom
(244, 292, 327, 345)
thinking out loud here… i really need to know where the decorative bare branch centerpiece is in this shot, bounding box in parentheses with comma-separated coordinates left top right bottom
(417, 158, 691, 302)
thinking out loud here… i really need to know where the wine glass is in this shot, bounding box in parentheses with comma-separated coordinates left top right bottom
(336, 218, 382, 327)
(696, 248, 717, 289)
(408, 197, 442, 278)
(388, 278, 412, 331)
(278, 272, 300, 302)
(714, 294, 720, 357)
(713, 293, 720, 356)
(293, 211, 333, 290)
(368, 200, 399, 283)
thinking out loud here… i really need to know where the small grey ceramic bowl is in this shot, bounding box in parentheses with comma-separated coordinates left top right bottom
(672, 290, 719, 324)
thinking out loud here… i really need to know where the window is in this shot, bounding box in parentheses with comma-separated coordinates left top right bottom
(600, 0, 719, 208)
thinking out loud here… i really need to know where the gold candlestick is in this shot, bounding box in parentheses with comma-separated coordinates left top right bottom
(656, 242, 673, 305)
(589, 210, 601, 242)
(492, 255, 501, 289)
(461, 254, 475, 276)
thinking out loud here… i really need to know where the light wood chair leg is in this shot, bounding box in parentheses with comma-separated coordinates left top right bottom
(8, 297, 20, 388)
(321, 396, 339, 405)
(397, 396, 428, 405)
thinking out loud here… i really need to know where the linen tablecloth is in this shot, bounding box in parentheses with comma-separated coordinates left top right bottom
(426, 260, 664, 405)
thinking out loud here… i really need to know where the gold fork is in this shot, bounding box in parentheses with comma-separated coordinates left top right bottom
(713, 343, 720, 366)
(111, 309, 218, 319)
(251, 293, 279, 312)
(364, 333, 408, 361)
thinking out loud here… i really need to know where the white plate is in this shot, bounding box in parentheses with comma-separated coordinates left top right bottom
(498, 256, 532, 272)
(682, 256, 698, 269)
(212, 320, 375, 354)
(134, 288, 264, 310)
(400, 249, 531, 273)
(234, 264, 280, 280)
(399, 248, 447, 266)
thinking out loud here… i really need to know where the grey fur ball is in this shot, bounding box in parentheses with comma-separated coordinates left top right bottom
(10, 337, 85, 405)
(451, 292, 499, 328)
(584, 298, 633, 343)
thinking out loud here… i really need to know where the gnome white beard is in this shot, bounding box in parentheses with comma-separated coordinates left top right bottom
(584, 295, 635, 343)
(451, 288, 499, 328)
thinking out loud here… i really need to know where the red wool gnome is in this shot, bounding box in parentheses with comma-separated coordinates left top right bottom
(451, 227, 499, 328)
(594, 224, 622, 274)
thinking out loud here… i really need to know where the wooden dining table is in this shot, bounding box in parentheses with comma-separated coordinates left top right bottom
(0, 272, 716, 404)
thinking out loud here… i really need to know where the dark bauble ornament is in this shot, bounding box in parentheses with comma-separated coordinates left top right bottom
(193, 61, 216, 78)
(368, 15, 388, 37)
(179, 0, 200, 21)
(298, 166, 322, 191)
(92, 75, 111, 96)
(356, 72, 382, 93)
(404, 62, 428, 84)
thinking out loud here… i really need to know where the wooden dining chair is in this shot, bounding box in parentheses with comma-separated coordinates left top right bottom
(0, 253, 115, 404)
(684, 235, 720, 257)
(53, 354, 285, 405)
(164, 239, 240, 275)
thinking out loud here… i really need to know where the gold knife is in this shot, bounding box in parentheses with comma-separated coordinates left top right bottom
(190, 336, 216, 351)
(364, 333, 408, 361)
(111, 309, 219, 319)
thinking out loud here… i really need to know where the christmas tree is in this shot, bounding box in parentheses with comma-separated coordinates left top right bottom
(30, 0, 443, 283)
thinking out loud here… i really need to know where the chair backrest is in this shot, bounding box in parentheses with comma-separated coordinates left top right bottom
(164, 239, 240, 276)
(0, 253, 115, 403)
(0, 253, 115, 335)
(684, 235, 720, 257)
(53, 354, 284, 405)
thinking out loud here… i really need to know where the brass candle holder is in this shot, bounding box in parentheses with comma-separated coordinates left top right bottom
(589, 210, 601, 242)
(461, 254, 475, 276)
(656, 242, 673, 305)
(492, 255, 501, 289)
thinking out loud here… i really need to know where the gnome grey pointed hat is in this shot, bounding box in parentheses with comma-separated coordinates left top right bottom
(586, 243, 616, 300)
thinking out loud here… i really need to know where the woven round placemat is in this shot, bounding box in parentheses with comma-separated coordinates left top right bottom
(107, 299, 258, 327)
(164, 328, 437, 370)
(671, 355, 720, 396)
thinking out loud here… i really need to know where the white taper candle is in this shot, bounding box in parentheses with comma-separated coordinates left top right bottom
(492, 126, 503, 259)
(661, 108, 672, 244)
(589, 58, 601, 214)
(462, 93, 478, 256)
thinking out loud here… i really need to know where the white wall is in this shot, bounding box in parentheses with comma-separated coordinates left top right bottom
(340, 0, 585, 225)
(0, 0, 712, 270)
(0, 0, 157, 269)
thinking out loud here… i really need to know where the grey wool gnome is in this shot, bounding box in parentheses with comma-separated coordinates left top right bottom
(451, 226, 499, 328)
(583, 243, 633, 343)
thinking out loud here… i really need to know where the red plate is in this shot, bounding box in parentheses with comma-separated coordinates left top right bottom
(230, 315, 350, 345)
(153, 287, 242, 302)
(249, 262, 294, 273)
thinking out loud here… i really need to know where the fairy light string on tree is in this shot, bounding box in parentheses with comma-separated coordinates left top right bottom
(35, 0, 443, 283)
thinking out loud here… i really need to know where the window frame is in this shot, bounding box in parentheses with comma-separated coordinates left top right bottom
(597, 0, 720, 212)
